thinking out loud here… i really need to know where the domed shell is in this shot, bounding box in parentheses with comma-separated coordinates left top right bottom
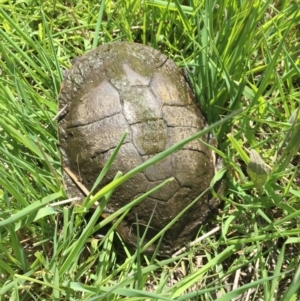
(58, 41, 218, 255)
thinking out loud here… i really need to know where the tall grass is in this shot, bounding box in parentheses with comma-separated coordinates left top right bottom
(0, 0, 300, 300)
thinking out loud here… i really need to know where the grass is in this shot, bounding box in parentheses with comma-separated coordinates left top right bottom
(0, 0, 300, 300)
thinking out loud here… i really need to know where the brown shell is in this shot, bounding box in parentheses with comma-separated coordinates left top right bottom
(58, 41, 219, 255)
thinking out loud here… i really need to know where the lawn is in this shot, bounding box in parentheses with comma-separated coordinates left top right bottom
(0, 0, 300, 300)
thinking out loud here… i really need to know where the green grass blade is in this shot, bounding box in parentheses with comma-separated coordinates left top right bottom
(0, 191, 63, 227)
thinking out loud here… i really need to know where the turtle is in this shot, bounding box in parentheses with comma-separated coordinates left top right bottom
(58, 41, 220, 255)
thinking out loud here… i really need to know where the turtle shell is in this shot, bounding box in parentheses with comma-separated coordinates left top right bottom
(58, 41, 219, 255)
